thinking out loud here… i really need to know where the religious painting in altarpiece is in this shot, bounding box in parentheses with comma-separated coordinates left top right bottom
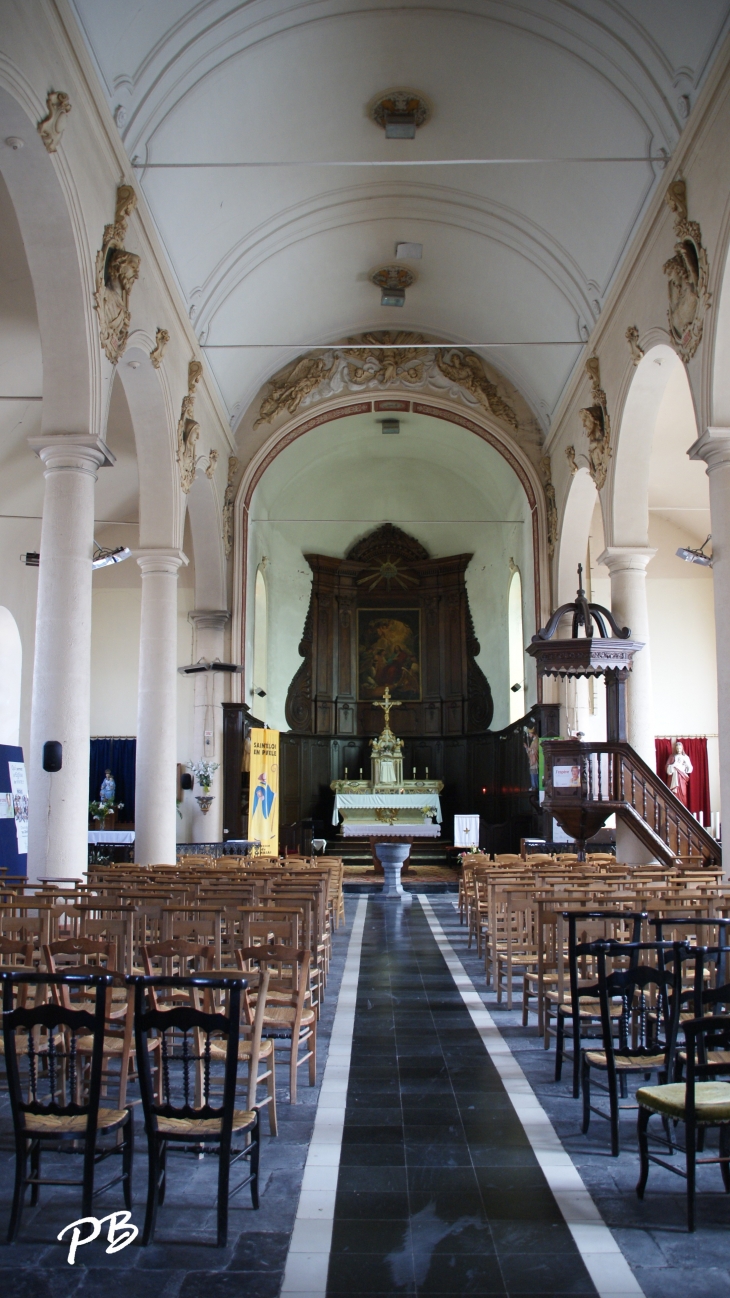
(357, 608, 421, 701)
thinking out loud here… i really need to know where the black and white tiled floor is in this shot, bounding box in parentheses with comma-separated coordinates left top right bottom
(2, 894, 729, 1298)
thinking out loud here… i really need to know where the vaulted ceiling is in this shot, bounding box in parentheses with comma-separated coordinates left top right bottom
(71, 0, 730, 432)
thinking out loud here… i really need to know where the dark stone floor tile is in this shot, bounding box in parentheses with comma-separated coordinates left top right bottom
(404, 1139, 474, 1168)
(334, 1190, 411, 1221)
(478, 1188, 564, 1226)
(136, 1242, 233, 1271)
(496, 1253, 595, 1295)
(406, 1166, 481, 1194)
(331, 1218, 411, 1255)
(327, 1251, 415, 1293)
(414, 1251, 505, 1294)
(226, 1231, 291, 1271)
(489, 1219, 580, 1253)
(337, 1165, 408, 1193)
(342, 1124, 405, 1146)
(407, 1191, 486, 1222)
(75, 1270, 186, 1298)
(179, 1272, 282, 1298)
(340, 1141, 406, 1167)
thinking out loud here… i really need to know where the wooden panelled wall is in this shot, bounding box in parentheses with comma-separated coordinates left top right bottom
(222, 703, 559, 851)
(285, 525, 494, 738)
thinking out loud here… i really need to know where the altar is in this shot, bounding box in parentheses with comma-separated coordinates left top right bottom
(330, 688, 443, 838)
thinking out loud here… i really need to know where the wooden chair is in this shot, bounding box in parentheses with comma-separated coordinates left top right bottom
(202, 964, 277, 1135)
(581, 940, 689, 1155)
(236, 943, 316, 1103)
(637, 1013, 730, 1230)
(2, 970, 133, 1242)
(132, 973, 259, 1247)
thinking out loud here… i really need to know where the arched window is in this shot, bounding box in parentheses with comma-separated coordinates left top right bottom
(0, 607, 22, 746)
(508, 566, 525, 724)
(252, 566, 268, 717)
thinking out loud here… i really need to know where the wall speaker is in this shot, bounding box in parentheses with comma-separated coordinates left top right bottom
(180, 772, 194, 791)
(42, 741, 63, 772)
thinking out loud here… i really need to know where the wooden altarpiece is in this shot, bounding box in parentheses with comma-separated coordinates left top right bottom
(285, 524, 493, 738)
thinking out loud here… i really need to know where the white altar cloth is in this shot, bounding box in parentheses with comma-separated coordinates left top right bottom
(341, 822, 441, 838)
(333, 792, 442, 825)
(88, 830, 135, 844)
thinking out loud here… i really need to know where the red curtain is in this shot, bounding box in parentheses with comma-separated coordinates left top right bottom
(655, 737, 711, 822)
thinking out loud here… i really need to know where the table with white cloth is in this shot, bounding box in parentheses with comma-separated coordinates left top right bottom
(332, 790, 442, 838)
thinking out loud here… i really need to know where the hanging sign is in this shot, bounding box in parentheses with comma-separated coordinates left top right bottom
(8, 760, 28, 853)
(0, 745, 28, 875)
(247, 729, 280, 854)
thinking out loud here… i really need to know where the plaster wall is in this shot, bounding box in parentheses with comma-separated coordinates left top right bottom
(245, 410, 537, 735)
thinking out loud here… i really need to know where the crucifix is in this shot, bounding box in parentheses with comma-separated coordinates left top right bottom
(373, 686, 402, 732)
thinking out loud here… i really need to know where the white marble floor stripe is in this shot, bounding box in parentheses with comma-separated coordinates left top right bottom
(280, 894, 368, 1298)
(418, 894, 646, 1298)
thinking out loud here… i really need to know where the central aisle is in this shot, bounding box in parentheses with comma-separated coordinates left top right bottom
(325, 896, 598, 1296)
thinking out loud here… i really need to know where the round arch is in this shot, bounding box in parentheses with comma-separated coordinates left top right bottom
(557, 467, 600, 604)
(0, 81, 99, 439)
(610, 344, 693, 548)
(231, 393, 550, 682)
(114, 337, 181, 549)
(0, 606, 22, 746)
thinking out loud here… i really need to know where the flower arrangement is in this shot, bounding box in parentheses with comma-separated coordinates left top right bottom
(187, 759, 219, 793)
(89, 799, 124, 823)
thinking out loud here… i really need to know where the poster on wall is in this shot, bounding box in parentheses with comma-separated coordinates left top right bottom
(357, 608, 421, 701)
(0, 745, 27, 876)
(247, 728, 280, 855)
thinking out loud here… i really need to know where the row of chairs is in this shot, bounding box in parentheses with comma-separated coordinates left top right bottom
(3, 967, 266, 1248)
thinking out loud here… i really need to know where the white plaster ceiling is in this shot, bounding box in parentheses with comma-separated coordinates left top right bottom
(70, 0, 730, 429)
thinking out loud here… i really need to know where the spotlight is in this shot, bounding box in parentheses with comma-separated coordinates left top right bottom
(253, 687, 267, 698)
(380, 419, 400, 435)
(93, 544, 132, 569)
(511, 683, 522, 693)
(675, 535, 712, 567)
(370, 264, 415, 309)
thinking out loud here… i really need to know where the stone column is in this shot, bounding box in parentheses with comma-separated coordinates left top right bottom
(189, 610, 230, 843)
(690, 427, 730, 844)
(26, 435, 114, 882)
(597, 547, 657, 765)
(134, 550, 187, 866)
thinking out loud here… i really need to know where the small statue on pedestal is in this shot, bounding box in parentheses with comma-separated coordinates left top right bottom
(666, 740, 693, 807)
(100, 769, 116, 803)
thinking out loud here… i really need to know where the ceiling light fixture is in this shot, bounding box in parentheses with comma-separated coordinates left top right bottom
(675, 534, 712, 566)
(177, 659, 244, 676)
(370, 90, 430, 140)
(395, 242, 422, 259)
(380, 419, 400, 434)
(93, 544, 132, 569)
(370, 264, 415, 307)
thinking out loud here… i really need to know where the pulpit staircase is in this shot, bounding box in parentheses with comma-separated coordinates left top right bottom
(545, 738, 721, 868)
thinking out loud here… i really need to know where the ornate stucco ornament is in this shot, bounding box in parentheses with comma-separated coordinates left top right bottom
(254, 354, 337, 427)
(565, 445, 579, 475)
(93, 185, 140, 364)
(222, 456, 239, 557)
(150, 328, 170, 368)
(205, 448, 219, 479)
(539, 455, 558, 560)
(435, 349, 519, 429)
(37, 91, 71, 152)
(176, 360, 203, 493)
(254, 333, 527, 445)
(578, 355, 611, 491)
(369, 90, 430, 132)
(625, 325, 644, 366)
(663, 179, 711, 363)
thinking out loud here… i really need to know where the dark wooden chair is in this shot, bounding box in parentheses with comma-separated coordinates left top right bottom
(581, 940, 689, 1156)
(132, 973, 259, 1247)
(637, 1013, 730, 1230)
(2, 969, 133, 1242)
(555, 910, 646, 1095)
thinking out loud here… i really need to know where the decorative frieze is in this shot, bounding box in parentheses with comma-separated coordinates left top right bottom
(37, 91, 71, 152)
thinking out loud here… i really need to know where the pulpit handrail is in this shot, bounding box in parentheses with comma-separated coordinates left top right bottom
(544, 739, 720, 868)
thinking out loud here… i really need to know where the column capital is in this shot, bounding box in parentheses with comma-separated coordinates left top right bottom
(689, 426, 730, 472)
(189, 609, 230, 631)
(28, 433, 115, 476)
(596, 546, 657, 574)
(134, 548, 188, 576)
